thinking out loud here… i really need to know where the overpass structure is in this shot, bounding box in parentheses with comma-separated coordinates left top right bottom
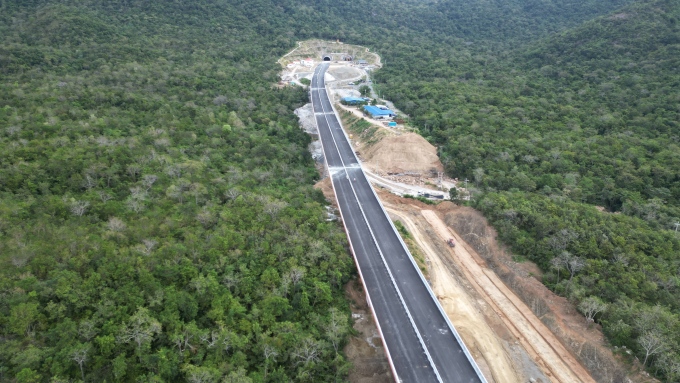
(310, 63, 488, 382)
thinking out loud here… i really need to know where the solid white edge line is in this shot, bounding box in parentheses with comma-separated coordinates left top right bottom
(309, 64, 401, 383)
(325, 71, 489, 383)
(364, 171, 489, 383)
(341, 168, 444, 383)
(317, 65, 443, 383)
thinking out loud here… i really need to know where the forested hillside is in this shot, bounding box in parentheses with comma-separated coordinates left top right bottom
(2, 0, 676, 381)
(374, 0, 680, 379)
(0, 2, 356, 382)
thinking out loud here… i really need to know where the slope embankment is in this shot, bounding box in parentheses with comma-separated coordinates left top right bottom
(292, 42, 614, 383)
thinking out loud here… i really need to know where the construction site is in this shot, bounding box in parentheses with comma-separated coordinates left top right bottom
(281, 41, 638, 383)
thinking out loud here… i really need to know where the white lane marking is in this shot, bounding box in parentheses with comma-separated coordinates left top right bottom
(360, 154, 489, 382)
(314, 68, 443, 383)
(309, 66, 406, 382)
(341, 169, 444, 383)
(312, 65, 486, 383)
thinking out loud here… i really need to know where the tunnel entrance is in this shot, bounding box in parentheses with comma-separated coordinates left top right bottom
(323, 56, 332, 61)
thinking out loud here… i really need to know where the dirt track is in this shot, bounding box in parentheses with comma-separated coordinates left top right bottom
(316, 158, 599, 382)
(383, 199, 598, 383)
(419, 208, 596, 383)
(386, 207, 522, 383)
(298, 42, 600, 383)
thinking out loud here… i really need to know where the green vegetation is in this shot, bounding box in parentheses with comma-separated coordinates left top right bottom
(393, 221, 427, 276)
(403, 195, 437, 206)
(449, 188, 459, 201)
(339, 111, 382, 147)
(2, 0, 678, 380)
(358, 85, 371, 97)
(341, 112, 372, 134)
(477, 191, 680, 370)
(370, 0, 680, 379)
(0, 1, 356, 382)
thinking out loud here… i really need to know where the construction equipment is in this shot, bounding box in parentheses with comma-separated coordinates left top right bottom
(446, 238, 456, 248)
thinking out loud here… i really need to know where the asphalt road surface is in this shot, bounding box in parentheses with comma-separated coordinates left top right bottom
(311, 64, 487, 383)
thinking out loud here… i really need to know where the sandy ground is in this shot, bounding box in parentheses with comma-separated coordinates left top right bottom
(295, 103, 317, 135)
(335, 89, 362, 99)
(328, 65, 364, 81)
(294, 103, 325, 166)
(295, 41, 618, 383)
(344, 279, 393, 383)
(443, 207, 645, 383)
(419, 208, 595, 383)
(385, 207, 524, 383)
(362, 133, 443, 174)
(334, 105, 451, 188)
(279, 39, 381, 67)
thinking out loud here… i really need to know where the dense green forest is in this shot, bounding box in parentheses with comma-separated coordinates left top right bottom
(372, 0, 680, 380)
(2, 0, 678, 381)
(0, 1, 359, 382)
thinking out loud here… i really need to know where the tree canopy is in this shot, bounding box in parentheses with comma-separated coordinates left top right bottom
(2, 0, 679, 381)
(370, 0, 680, 379)
(0, 1, 358, 381)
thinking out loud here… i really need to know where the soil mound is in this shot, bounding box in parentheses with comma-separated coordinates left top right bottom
(363, 133, 443, 174)
(328, 65, 363, 80)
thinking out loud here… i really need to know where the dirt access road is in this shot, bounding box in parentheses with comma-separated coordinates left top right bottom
(414, 206, 594, 383)
(385, 206, 521, 383)
(291, 41, 602, 383)
(379, 195, 596, 383)
(309, 89, 598, 383)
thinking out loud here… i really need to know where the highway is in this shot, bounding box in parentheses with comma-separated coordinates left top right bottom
(311, 64, 487, 383)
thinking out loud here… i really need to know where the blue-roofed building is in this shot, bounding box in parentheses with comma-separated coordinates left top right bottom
(341, 97, 367, 106)
(363, 105, 396, 120)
